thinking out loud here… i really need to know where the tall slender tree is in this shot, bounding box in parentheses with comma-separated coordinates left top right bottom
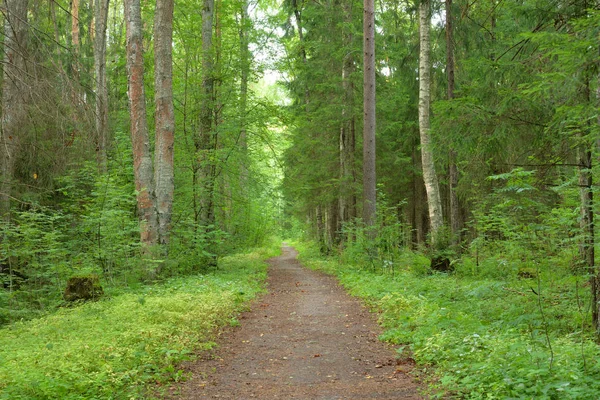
(71, 0, 81, 105)
(238, 0, 250, 177)
(418, 0, 443, 240)
(363, 0, 376, 229)
(340, 0, 357, 233)
(196, 0, 217, 244)
(446, 0, 461, 242)
(124, 0, 159, 248)
(0, 0, 29, 219)
(94, 0, 110, 172)
(154, 0, 175, 247)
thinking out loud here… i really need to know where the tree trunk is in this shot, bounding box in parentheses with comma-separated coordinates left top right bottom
(71, 0, 81, 105)
(50, 0, 61, 56)
(594, 35, 600, 337)
(316, 204, 325, 252)
(446, 0, 461, 243)
(328, 199, 339, 249)
(0, 0, 29, 219)
(292, 0, 310, 108)
(196, 0, 217, 262)
(94, 0, 110, 172)
(154, 0, 175, 247)
(339, 0, 356, 236)
(239, 0, 250, 186)
(578, 146, 596, 332)
(419, 0, 444, 240)
(363, 0, 377, 230)
(72, 0, 81, 52)
(124, 0, 159, 248)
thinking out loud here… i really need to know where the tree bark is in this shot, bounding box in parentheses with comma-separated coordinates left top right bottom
(124, 0, 159, 248)
(71, 0, 81, 105)
(291, 0, 310, 108)
(363, 0, 377, 230)
(94, 0, 110, 172)
(446, 0, 461, 243)
(0, 0, 29, 219)
(239, 0, 250, 185)
(339, 0, 356, 235)
(71, 0, 81, 52)
(578, 146, 596, 332)
(419, 0, 444, 240)
(316, 204, 325, 252)
(328, 199, 339, 248)
(154, 0, 175, 247)
(594, 34, 600, 337)
(196, 0, 217, 239)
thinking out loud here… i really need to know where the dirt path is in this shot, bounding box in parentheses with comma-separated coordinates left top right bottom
(168, 246, 423, 399)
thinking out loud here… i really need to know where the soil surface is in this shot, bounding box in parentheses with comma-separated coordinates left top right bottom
(168, 246, 423, 399)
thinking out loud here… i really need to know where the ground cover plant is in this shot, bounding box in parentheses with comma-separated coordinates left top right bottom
(294, 241, 600, 399)
(0, 246, 277, 400)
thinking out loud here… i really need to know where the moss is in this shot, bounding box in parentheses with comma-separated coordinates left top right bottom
(63, 274, 104, 302)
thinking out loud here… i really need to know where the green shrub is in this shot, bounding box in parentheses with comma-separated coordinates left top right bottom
(0, 246, 276, 399)
(297, 242, 600, 399)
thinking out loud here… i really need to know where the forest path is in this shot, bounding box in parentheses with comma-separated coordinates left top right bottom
(167, 246, 423, 399)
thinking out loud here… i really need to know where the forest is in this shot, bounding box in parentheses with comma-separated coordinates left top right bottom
(1, 0, 600, 398)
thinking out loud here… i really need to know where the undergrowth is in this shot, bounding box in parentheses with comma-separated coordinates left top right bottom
(294, 241, 600, 399)
(0, 245, 278, 399)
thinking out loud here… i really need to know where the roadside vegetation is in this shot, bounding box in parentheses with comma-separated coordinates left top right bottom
(295, 234, 600, 399)
(0, 246, 277, 400)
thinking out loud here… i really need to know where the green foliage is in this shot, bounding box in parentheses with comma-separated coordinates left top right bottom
(468, 167, 581, 280)
(339, 190, 410, 274)
(0, 247, 276, 399)
(298, 241, 600, 399)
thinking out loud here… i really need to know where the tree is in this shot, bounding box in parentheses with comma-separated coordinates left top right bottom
(124, 0, 159, 249)
(195, 0, 218, 261)
(363, 0, 376, 229)
(71, 0, 82, 105)
(154, 0, 175, 247)
(446, 0, 461, 243)
(418, 0, 443, 240)
(0, 0, 29, 219)
(94, 0, 110, 172)
(339, 0, 357, 234)
(238, 0, 250, 181)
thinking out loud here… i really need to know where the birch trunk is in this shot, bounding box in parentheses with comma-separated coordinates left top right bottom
(94, 0, 110, 172)
(154, 0, 175, 246)
(419, 0, 444, 239)
(363, 0, 377, 230)
(0, 0, 29, 219)
(124, 0, 158, 248)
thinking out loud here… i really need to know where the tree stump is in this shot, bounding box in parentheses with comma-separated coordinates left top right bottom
(63, 275, 104, 301)
(430, 256, 453, 272)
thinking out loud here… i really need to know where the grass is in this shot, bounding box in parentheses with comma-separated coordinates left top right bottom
(293, 241, 600, 399)
(0, 245, 279, 399)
